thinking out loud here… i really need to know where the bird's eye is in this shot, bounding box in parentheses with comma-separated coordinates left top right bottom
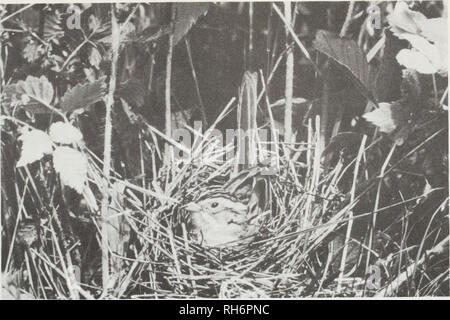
(211, 202, 219, 208)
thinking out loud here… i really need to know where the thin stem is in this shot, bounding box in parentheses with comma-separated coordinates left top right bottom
(284, 2, 293, 155)
(272, 3, 320, 75)
(185, 37, 207, 126)
(340, 1, 355, 38)
(164, 6, 175, 163)
(0, 4, 34, 24)
(249, 2, 253, 70)
(337, 135, 367, 292)
(101, 4, 120, 289)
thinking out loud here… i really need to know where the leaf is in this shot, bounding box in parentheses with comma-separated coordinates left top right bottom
(52, 146, 88, 194)
(22, 39, 44, 63)
(43, 12, 65, 41)
(387, 1, 427, 36)
(16, 129, 53, 167)
(419, 18, 448, 44)
(88, 46, 102, 69)
(60, 76, 107, 113)
(88, 14, 101, 33)
(2, 76, 55, 114)
(313, 30, 375, 101)
(363, 101, 410, 146)
(388, 2, 448, 76)
(49, 122, 83, 145)
(269, 97, 308, 108)
(173, 3, 210, 45)
(396, 49, 437, 74)
(10, 76, 54, 110)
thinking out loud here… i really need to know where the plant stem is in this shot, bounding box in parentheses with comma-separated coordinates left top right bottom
(0, 4, 34, 24)
(340, 1, 355, 38)
(101, 4, 120, 289)
(249, 2, 253, 70)
(185, 37, 207, 126)
(284, 2, 293, 157)
(164, 6, 175, 164)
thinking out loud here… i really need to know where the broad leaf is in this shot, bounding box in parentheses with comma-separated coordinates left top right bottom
(314, 30, 375, 101)
(49, 122, 83, 145)
(173, 3, 210, 45)
(387, 1, 427, 36)
(18, 75, 54, 105)
(16, 129, 53, 167)
(60, 76, 107, 113)
(52, 146, 88, 194)
(363, 102, 411, 145)
(2, 76, 54, 114)
(388, 2, 448, 76)
(363, 102, 401, 133)
(396, 49, 438, 74)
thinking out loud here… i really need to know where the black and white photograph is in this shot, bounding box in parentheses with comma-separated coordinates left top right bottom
(0, 0, 449, 301)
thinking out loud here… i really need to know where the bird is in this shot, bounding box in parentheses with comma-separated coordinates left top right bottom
(183, 167, 269, 247)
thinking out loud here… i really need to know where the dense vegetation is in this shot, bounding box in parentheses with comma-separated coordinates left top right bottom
(1, 1, 448, 298)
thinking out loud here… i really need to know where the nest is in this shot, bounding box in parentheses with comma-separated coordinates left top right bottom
(110, 132, 346, 299)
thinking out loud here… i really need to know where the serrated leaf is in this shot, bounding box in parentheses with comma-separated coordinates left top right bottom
(313, 30, 375, 102)
(16, 129, 53, 167)
(22, 40, 44, 63)
(173, 3, 210, 45)
(52, 146, 88, 194)
(18, 75, 54, 105)
(60, 76, 107, 113)
(2, 76, 55, 114)
(43, 13, 64, 41)
(49, 122, 83, 145)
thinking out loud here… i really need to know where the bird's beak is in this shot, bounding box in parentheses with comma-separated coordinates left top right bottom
(182, 203, 202, 212)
